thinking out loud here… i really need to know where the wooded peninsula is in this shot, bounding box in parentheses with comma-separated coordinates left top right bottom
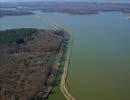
(0, 28, 67, 100)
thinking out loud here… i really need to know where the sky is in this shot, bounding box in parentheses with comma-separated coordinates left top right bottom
(0, 0, 130, 3)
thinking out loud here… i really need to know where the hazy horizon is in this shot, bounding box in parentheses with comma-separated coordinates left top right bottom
(0, 0, 130, 3)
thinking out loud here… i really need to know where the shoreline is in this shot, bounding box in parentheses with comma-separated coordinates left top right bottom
(0, 9, 130, 18)
(47, 31, 75, 100)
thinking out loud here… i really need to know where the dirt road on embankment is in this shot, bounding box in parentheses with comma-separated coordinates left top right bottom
(60, 31, 76, 100)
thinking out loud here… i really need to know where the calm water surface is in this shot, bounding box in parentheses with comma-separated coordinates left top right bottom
(0, 12, 130, 100)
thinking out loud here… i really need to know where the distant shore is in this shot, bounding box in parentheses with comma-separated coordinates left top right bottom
(0, 9, 34, 17)
(0, 28, 66, 100)
(0, 2, 130, 17)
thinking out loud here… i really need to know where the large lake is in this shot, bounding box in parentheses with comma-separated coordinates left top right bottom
(0, 12, 130, 100)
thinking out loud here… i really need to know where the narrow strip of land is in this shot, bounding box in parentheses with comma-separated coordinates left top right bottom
(45, 18, 76, 100)
(60, 30, 76, 100)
